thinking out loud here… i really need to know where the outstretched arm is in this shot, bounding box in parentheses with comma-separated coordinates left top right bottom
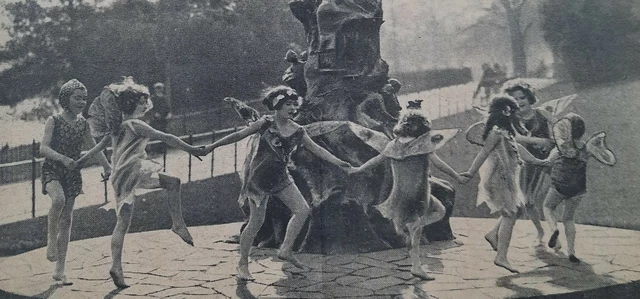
(351, 154, 386, 174)
(128, 120, 203, 156)
(301, 131, 350, 168)
(78, 132, 111, 173)
(204, 118, 265, 153)
(516, 143, 548, 166)
(428, 152, 464, 183)
(463, 130, 500, 177)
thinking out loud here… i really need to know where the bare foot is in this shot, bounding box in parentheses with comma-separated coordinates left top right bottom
(277, 252, 310, 270)
(109, 269, 130, 289)
(484, 232, 498, 251)
(236, 264, 254, 281)
(494, 259, 519, 273)
(53, 274, 73, 286)
(410, 267, 435, 281)
(171, 225, 194, 246)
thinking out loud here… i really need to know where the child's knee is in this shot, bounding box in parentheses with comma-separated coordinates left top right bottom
(295, 204, 311, 219)
(432, 200, 446, 219)
(50, 196, 65, 211)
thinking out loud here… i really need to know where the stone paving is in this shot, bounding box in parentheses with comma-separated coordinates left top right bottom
(1, 217, 639, 298)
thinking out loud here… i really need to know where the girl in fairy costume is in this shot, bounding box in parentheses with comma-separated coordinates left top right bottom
(81, 77, 206, 288)
(203, 86, 352, 281)
(348, 101, 466, 280)
(41, 79, 111, 285)
(542, 113, 616, 263)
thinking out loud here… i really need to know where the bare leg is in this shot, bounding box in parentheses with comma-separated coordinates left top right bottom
(46, 181, 65, 262)
(563, 196, 583, 263)
(543, 188, 565, 249)
(237, 198, 267, 281)
(525, 203, 545, 246)
(275, 184, 311, 270)
(409, 200, 444, 280)
(494, 214, 519, 273)
(110, 203, 134, 289)
(159, 174, 193, 246)
(53, 195, 76, 285)
(485, 217, 501, 251)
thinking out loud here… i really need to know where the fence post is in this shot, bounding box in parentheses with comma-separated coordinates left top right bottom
(211, 130, 216, 177)
(31, 139, 36, 218)
(162, 143, 167, 172)
(233, 127, 238, 173)
(188, 134, 193, 182)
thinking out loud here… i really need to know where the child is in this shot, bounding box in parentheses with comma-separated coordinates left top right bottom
(542, 113, 615, 263)
(81, 77, 206, 288)
(462, 96, 547, 273)
(203, 86, 351, 281)
(348, 102, 465, 280)
(40, 79, 111, 285)
(504, 81, 554, 247)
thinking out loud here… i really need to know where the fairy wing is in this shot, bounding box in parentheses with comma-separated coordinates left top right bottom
(536, 93, 577, 118)
(87, 88, 122, 138)
(552, 116, 578, 157)
(223, 97, 261, 124)
(465, 121, 486, 146)
(586, 132, 616, 166)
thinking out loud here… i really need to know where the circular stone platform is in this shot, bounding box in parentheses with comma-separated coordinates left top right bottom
(1, 218, 640, 298)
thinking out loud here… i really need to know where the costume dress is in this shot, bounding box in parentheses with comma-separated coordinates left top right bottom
(519, 110, 552, 204)
(376, 132, 438, 226)
(476, 126, 526, 216)
(110, 119, 163, 212)
(42, 115, 87, 198)
(551, 142, 589, 198)
(239, 118, 305, 207)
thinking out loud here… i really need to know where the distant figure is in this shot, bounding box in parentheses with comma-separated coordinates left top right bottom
(40, 79, 111, 285)
(493, 63, 507, 93)
(381, 78, 403, 119)
(473, 63, 497, 101)
(355, 92, 397, 138)
(146, 82, 171, 132)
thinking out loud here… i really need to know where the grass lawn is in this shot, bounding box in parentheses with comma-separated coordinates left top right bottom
(431, 79, 640, 230)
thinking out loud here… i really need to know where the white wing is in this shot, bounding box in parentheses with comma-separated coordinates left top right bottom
(586, 132, 616, 166)
(552, 116, 578, 157)
(465, 121, 486, 146)
(536, 94, 577, 118)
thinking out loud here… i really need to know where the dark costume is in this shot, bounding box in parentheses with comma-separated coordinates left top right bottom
(42, 115, 87, 198)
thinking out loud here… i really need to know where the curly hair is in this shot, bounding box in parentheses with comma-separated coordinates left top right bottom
(111, 77, 150, 115)
(503, 80, 537, 105)
(261, 85, 302, 111)
(59, 79, 87, 110)
(393, 111, 431, 138)
(482, 96, 525, 140)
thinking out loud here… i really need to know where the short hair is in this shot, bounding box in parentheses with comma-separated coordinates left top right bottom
(388, 78, 402, 93)
(504, 81, 537, 105)
(111, 77, 150, 115)
(59, 79, 87, 110)
(483, 96, 521, 140)
(393, 111, 431, 138)
(568, 114, 586, 139)
(261, 86, 302, 111)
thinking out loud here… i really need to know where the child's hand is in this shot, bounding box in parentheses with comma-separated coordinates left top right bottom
(102, 165, 112, 180)
(62, 157, 77, 170)
(190, 146, 207, 161)
(460, 171, 473, 178)
(204, 144, 216, 154)
(454, 173, 469, 184)
(345, 166, 360, 175)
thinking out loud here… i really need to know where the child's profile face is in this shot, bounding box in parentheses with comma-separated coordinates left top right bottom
(68, 89, 87, 115)
(132, 96, 152, 118)
(509, 90, 532, 114)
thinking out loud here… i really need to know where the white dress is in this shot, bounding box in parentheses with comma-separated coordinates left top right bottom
(476, 126, 526, 216)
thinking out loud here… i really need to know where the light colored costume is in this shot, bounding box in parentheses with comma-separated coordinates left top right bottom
(377, 132, 437, 226)
(476, 126, 526, 216)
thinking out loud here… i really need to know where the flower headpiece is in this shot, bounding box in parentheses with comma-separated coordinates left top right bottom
(262, 86, 302, 110)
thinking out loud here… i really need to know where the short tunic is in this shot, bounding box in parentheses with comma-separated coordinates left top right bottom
(41, 115, 87, 199)
(110, 119, 163, 212)
(376, 132, 437, 226)
(477, 127, 526, 216)
(551, 146, 589, 198)
(239, 118, 305, 207)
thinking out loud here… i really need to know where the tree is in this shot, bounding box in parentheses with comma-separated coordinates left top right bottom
(541, 0, 640, 84)
(460, 0, 536, 77)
